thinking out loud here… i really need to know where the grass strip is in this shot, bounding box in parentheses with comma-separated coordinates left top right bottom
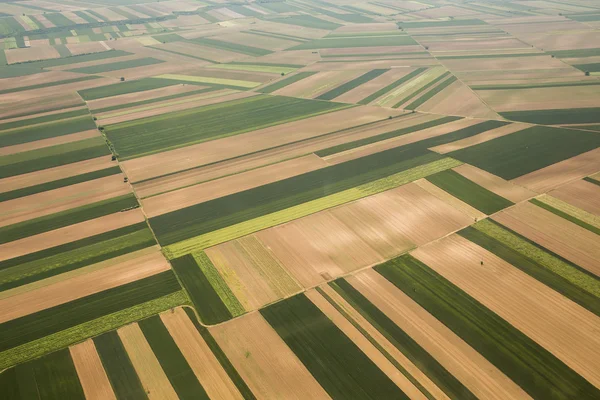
(448, 125, 600, 180)
(316, 115, 461, 157)
(183, 308, 257, 400)
(583, 176, 600, 186)
(79, 77, 180, 100)
(530, 198, 600, 235)
(0, 270, 181, 353)
(257, 71, 316, 93)
(405, 76, 457, 110)
(67, 57, 164, 74)
(393, 72, 451, 108)
(163, 157, 461, 258)
(376, 254, 600, 400)
(0, 166, 120, 203)
(0, 136, 110, 179)
(328, 280, 476, 400)
(94, 331, 148, 400)
(27, 349, 85, 400)
(426, 168, 513, 214)
(139, 315, 209, 400)
(317, 69, 389, 100)
(358, 67, 426, 105)
(261, 294, 409, 399)
(170, 255, 234, 325)
(459, 226, 600, 316)
(474, 219, 600, 296)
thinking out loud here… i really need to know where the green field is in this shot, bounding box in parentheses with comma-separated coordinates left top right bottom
(79, 77, 182, 100)
(397, 19, 487, 29)
(0, 76, 99, 95)
(210, 63, 300, 74)
(191, 37, 272, 57)
(273, 15, 341, 30)
(393, 72, 451, 108)
(426, 169, 513, 214)
(45, 13, 76, 27)
(154, 73, 260, 88)
(376, 254, 600, 400)
(14, 50, 132, 68)
(500, 107, 600, 124)
(405, 76, 457, 110)
(261, 294, 409, 399)
(257, 71, 317, 93)
(472, 81, 600, 90)
(292, 35, 417, 50)
(105, 95, 348, 159)
(0, 115, 97, 147)
(358, 68, 427, 105)
(67, 57, 164, 74)
(448, 125, 600, 179)
(317, 69, 389, 101)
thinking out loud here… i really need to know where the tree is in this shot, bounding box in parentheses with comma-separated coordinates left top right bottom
(120, 77, 125, 81)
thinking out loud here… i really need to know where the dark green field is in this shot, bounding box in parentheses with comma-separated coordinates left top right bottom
(0, 76, 100, 95)
(317, 69, 389, 100)
(261, 294, 409, 399)
(79, 78, 182, 100)
(0, 115, 97, 147)
(500, 107, 600, 124)
(257, 71, 316, 93)
(67, 57, 164, 74)
(393, 72, 451, 108)
(448, 125, 600, 179)
(191, 37, 272, 56)
(405, 76, 457, 110)
(358, 68, 427, 104)
(0, 108, 90, 131)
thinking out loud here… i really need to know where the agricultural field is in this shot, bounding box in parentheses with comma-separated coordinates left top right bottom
(1, 0, 600, 398)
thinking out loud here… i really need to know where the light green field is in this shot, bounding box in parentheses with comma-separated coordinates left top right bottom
(20, 16, 39, 30)
(154, 74, 261, 88)
(209, 64, 298, 74)
(376, 67, 445, 107)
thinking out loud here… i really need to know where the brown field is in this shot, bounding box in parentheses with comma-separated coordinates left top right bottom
(0, 129, 99, 156)
(417, 38, 527, 52)
(0, 209, 145, 262)
(66, 42, 111, 56)
(274, 70, 366, 99)
(0, 156, 116, 194)
(441, 55, 565, 72)
(210, 32, 298, 51)
(306, 289, 429, 399)
(47, 54, 142, 72)
(550, 179, 600, 216)
(210, 312, 331, 399)
(61, 11, 87, 24)
(252, 20, 329, 40)
(320, 46, 424, 57)
(160, 307, 244, 399)
(334, 67, 417, 104)
(412, 234, 600, 387)
(121, 105, 399, 182)
(70, 340, 117, 400)
(160, 15, 210, 28)
(0, 174, 130, 228)
(0, 249, 168, 322)
(96, 90, 251, 126)
(142, 154, 328, 216)
(205, 235, 301, 310)
(118, 323, 179, 400)
(333, 22, 398, 33)
(308, 58, 438, 72)
(430, 122, 530, 154)
(512, 148, 600, 193)
(349, 269, 532, 400)
(157, 41, 242, 63)
(5, 46, 60, 64)
(246, 49, 321, 66)
(1, 76, 115, 102)
(0, 92, 83, 120)
(453, 164, 536, 203)
(323, 117, 481, 165)
(93, 8, 127, 21)
(414, 178, 486, 220)
(478, 85, 600, 112)
(493, 201, 600, 276)
(29, 13, 54, 28)
(87, 84, 203, 111)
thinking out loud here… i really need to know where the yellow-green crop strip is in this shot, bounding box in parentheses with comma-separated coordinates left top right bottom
(535, 194, 600, 230)
(154, 74, 261, 88)
(163, 157, 462, 259)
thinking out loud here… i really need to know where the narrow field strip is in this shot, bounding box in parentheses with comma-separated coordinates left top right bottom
(70, 340, 117, 400)
(359, 67, 427, 105)
(530, 198, 600, 235)
(257, 71, 317, 93)
(317, 69, 389, 101)
(535, 194, 600, 230)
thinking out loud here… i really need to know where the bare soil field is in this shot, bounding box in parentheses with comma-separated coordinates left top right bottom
(0, 174, 131, 228)
(161, 308, 244, 400)
(66, 42, 112, 56)
(478, 85, 600, 112)
(211, 32, 299, 51)
(0, 209, 145, 262)
(0, 249, 169, 322)
(142, 154, 328, 216)
(0, 92, 84, 120)
(414, 178, 486, 221)
(274, 70, 366, 98)
(415, 80, 500, 119)
(349, 269, 531, 400)
(493, 201, 600, 276)
(210, 312, 331, 399)
(320, 45, 425, 56)
(118, 323, 179, 400)
(158, 41, 242, 63)
(87, 84, 203, 111)
(121, 106, 399, 182)
(550, 180, 600, 216)
(430, 123, 530, 154)
(441, 55, 566, 72)
(412, 234, 600, 387)
(334, 67, 418, 104)
(5, 46, 60, 64)
(453, 164, 536, 203)
(70, 340, 117, 400)
(512, 148, 600, 193)
(418, 38, 527, 52)
(0, 129, 99, 157)
(160, 15, 210, 28)
(0, 156, 116, 194)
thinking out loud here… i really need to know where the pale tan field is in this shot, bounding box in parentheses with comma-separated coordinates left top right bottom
(418, 38, 527, 52)
(478, 85, 600, 112)
(205, 235, 301, 310)
(323, 117, 482, 165)
(412, 234, 600, 387)
(133, 113, 428, 196)
(0, 129, 99, 156)
(349, 269, 532, 400)
(453, 164, 536, 203)
(430, 123, 530, 154)
(5, 46, 60, 64)
(252, 19, 330, 39)
(160, 15, 210, 28)
(0, 77, 115, 103)
(308, 58, 438, 71)
(493, 201, 600, 276)
(210, 312, 331, 399)
(211, 32, 299, 51)
(65, 42, 112, 55)
(550, 179, 600, 216)
(512, 148, 600, 193)
(0, 92, 83, 120)
(121, 106, 399, 182)
(245, 49, 321, 66)
(334, 67, 417, 104)
(161, 308, 244, 399)
(61, 11, 87, 24)
(157, 41, 242, 63)
(441, 55, 565, 72)
(0, 209, 145, 262)
(275, 70, 366, 99)
(0, 249, 168, 322)
(70, 340, 117, 400)
(93, 8, 127, 21)
(414, 178, 486, 220)
(118, 323, 179, 400)
(142, 154, 328, 216)
(0, 156, 116, 194)
(0, 174, 130, 228)
(87, 84, 203, 111)
(320, 46, 424, 56)
(306, 289, 430, 399)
